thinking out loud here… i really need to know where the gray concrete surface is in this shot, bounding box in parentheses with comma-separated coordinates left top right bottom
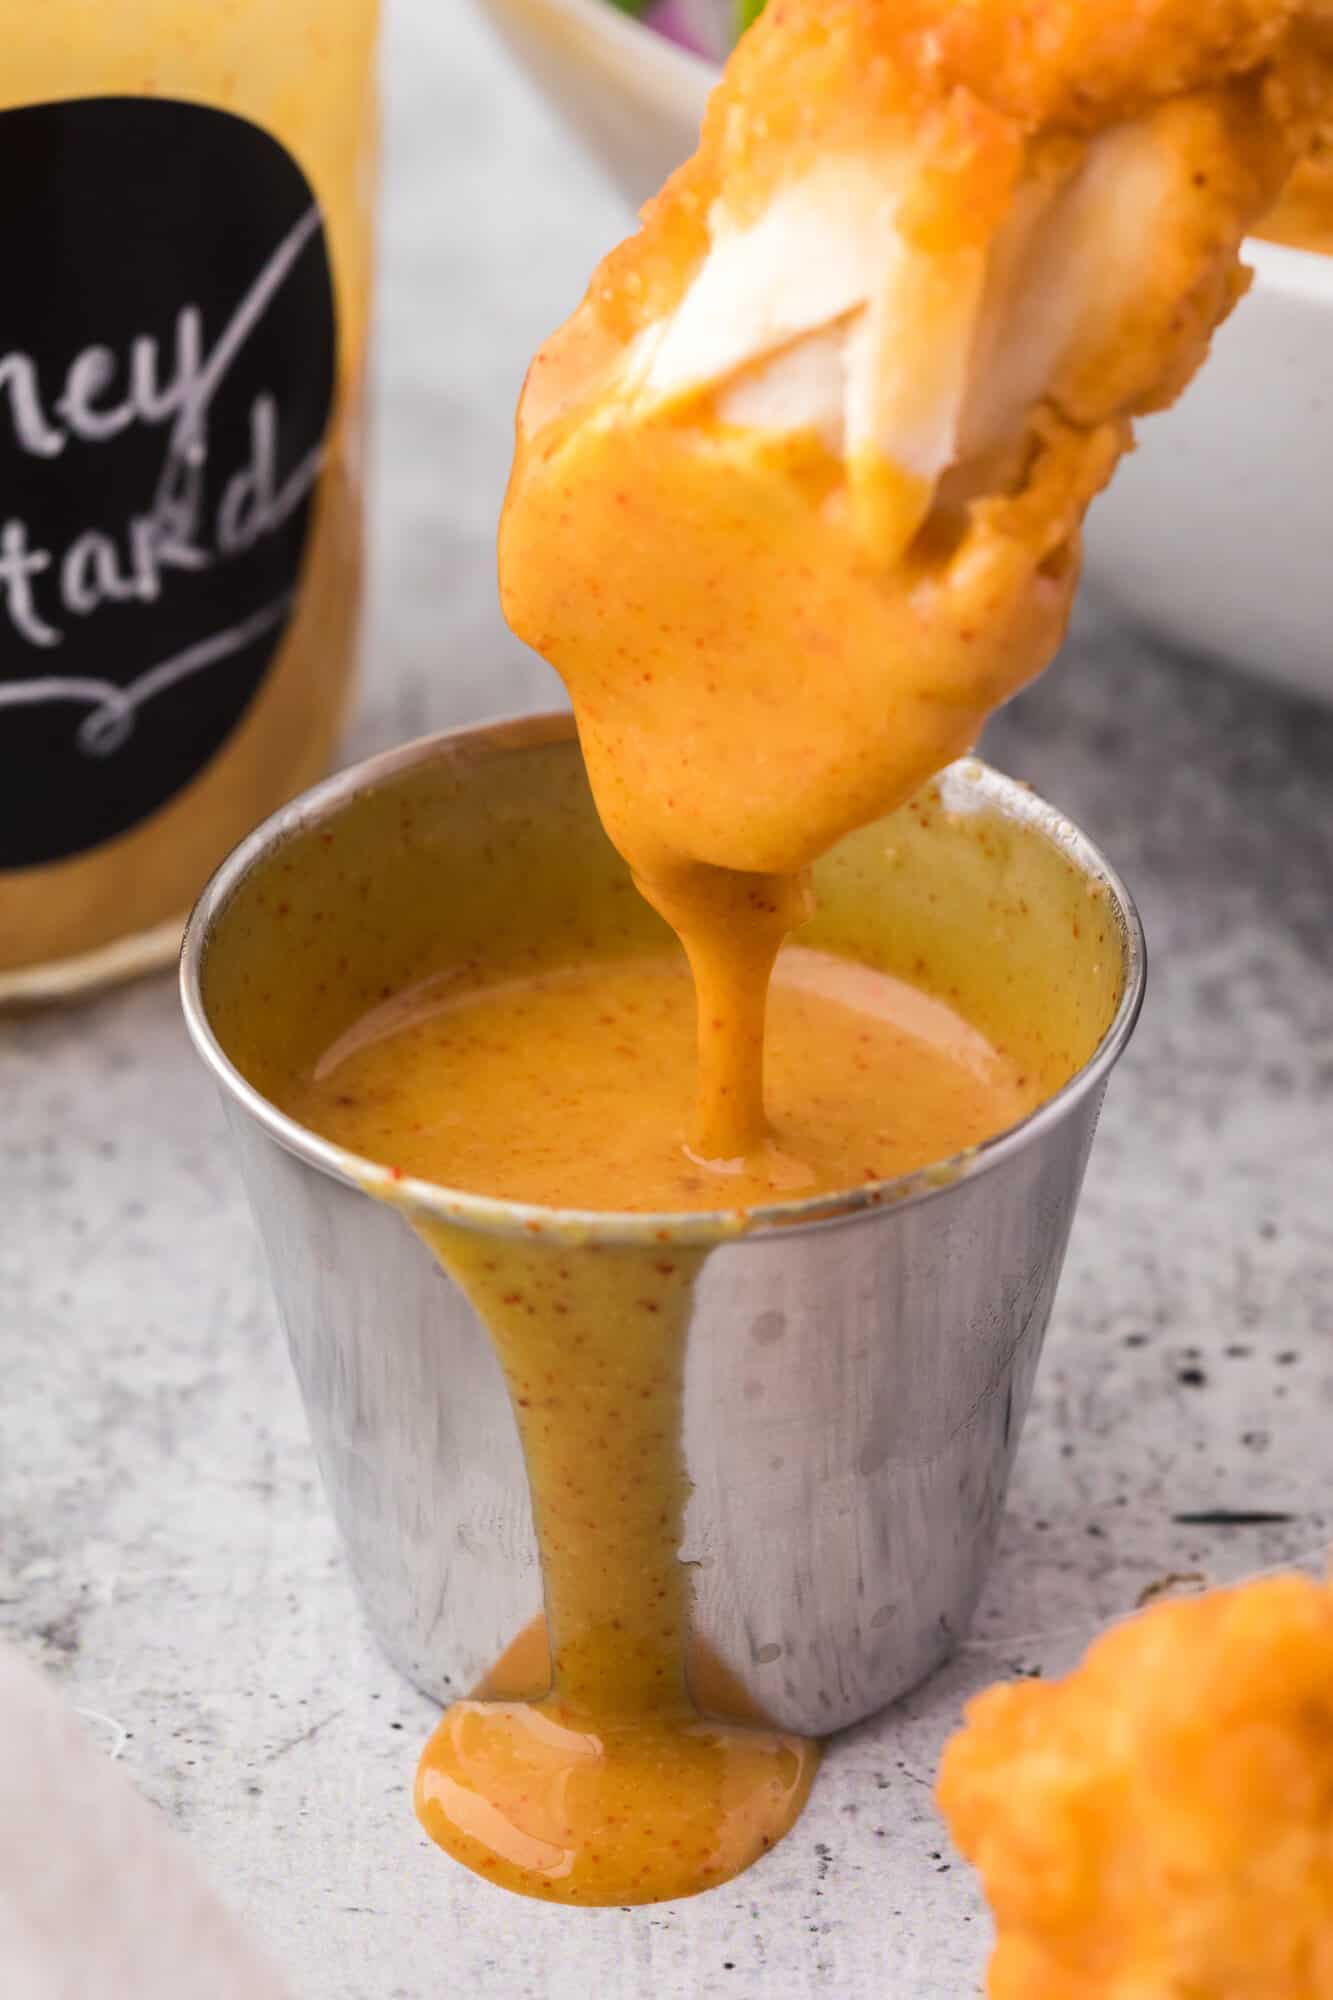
(2, 4, 1331, 1995)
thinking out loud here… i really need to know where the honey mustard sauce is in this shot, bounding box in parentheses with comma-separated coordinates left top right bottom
(0, 0, 376, 991)
(288, 944, 1031, 1901)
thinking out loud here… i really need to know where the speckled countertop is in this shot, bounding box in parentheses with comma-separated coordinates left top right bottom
(3, 6, 1331, 1996)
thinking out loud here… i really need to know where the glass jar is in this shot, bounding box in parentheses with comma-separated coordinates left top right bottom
(0, 0, 378, 1000)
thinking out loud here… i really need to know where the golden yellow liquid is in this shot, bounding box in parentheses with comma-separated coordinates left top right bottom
(287, 946, 1032, 1210)
(286, 936, 1031, 1902)
(499, 411, 1076, 1160)
(0, 0, 378, 985)
(410, 1226, 817, 1905)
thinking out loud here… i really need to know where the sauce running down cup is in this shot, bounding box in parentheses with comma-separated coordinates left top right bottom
(181, 713, 1143, 1739)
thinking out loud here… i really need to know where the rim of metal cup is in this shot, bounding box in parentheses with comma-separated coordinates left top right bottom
(180, 711, 1146, 1247)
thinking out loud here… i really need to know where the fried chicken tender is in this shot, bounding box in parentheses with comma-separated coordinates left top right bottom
(500, 0, 1332, 886)
(938, 1572, 1333, 1999)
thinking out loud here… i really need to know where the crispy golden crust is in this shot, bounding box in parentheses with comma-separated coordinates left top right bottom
(861, 0, 1297, 126)
(1261, 114, 1333, 244)
(586, 0, 1331, 343)
(938, 1573, 1333, 1999)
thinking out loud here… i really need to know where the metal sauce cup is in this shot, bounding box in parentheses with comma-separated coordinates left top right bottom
(180, 714, 1144, 1734)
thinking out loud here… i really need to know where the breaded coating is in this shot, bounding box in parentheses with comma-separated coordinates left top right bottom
(939, 1572, 1333, 1999)
(501, 1, 1332, 883)
(1261, 126, 1333, 243)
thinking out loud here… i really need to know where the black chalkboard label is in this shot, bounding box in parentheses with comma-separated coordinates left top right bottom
(0, 97, 337, 869)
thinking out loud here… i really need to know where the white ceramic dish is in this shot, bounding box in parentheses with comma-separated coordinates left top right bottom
(478, 0, 709, 202)
(477, 0, 1333, 706)
(1081, 239, 1333, 708)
